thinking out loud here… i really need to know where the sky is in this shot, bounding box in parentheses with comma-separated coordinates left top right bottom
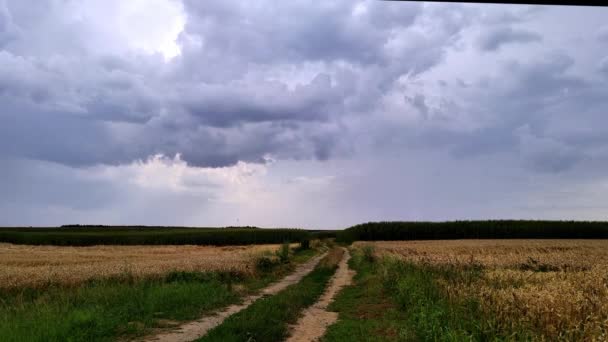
(1, 0, 608, 229)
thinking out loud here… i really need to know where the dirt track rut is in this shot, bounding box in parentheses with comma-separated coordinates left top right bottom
(141, 252, 327, 342)
(286, 248, 354, 342)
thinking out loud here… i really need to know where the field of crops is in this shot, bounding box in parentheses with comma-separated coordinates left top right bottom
(357, 240, 608, 340)
(0, 241, 320, 341)
(0, 243, 284, 289)
(3, 223, 608, 341)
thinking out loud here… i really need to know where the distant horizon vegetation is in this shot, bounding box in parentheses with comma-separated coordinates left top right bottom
(1, 218, 608, 230)
(1, 220, 608, 246)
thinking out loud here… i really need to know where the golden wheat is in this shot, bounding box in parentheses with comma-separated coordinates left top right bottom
(0, 243, 283, 289)
(358, 240, 608, 341)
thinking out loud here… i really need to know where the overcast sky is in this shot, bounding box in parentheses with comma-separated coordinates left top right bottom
(1, 1, 607, 228)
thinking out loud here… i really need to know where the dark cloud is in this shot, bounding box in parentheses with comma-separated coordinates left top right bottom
(405, 94, 430, 119)
(0, 0, 477, 168)
(178, 74, 339, 127)
(0, 0, 601, 176)
(363, 51, 603, 174)
(600, 56, 608, 74)
(598, 26, 608, 42)
(477, 26, 542, 51)
(180, 0, 422, 66)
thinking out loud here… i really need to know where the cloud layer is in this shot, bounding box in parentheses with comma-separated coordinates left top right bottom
(1, 1, 608, 227)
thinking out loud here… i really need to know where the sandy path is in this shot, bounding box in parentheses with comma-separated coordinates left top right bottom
(286, 248, 355, 342)
(141, 252, 327, 342)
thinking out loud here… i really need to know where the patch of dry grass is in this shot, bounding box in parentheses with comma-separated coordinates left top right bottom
(359, 240, 608, 340)
(0, 243, 283, 289)
(318, 247, 345, 268)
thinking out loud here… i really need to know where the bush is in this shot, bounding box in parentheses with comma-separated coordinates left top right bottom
(361, 244, 376, 263)
(299, 238, 310, 250)
(276, 242, 290, 264)
(255, 256, 279, 273)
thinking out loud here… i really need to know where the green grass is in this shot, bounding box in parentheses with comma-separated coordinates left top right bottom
(198, 251, 340, 342)
(323, 249, 534, 342)
(246, 248, 317, 291)
(0, 273, 237, 342)
(0, 247, 319, 342)
(322, 252, 410, 342)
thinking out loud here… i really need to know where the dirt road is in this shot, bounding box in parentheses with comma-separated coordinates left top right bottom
(286, 248, 354, 342)
(141, 252, 327, 342)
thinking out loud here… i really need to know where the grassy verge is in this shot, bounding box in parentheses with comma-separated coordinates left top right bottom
(198, 248, 344, 342)
(0, 273, 237, 342)
(323, 247, 534, 341)
(321, 250, 409, 341)
(0, 246, 318, 342)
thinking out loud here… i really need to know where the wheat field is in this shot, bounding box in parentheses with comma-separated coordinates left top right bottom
(359, 240, 608, 340)
(0, 243, 283, 289)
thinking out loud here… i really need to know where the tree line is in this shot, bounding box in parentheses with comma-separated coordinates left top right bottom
(336, 220, 608, 242)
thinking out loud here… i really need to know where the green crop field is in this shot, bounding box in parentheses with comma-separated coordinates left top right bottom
(0, 226, 310, 246)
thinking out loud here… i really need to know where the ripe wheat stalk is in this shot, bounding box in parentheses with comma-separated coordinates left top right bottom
(358, 240, 608, 340)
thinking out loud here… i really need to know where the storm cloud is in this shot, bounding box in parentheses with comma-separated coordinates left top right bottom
(477, 27, 542, 51)
(1, 1, 607, 227)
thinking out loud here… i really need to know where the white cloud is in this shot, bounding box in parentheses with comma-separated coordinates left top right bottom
(88, 154, 268, 204)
